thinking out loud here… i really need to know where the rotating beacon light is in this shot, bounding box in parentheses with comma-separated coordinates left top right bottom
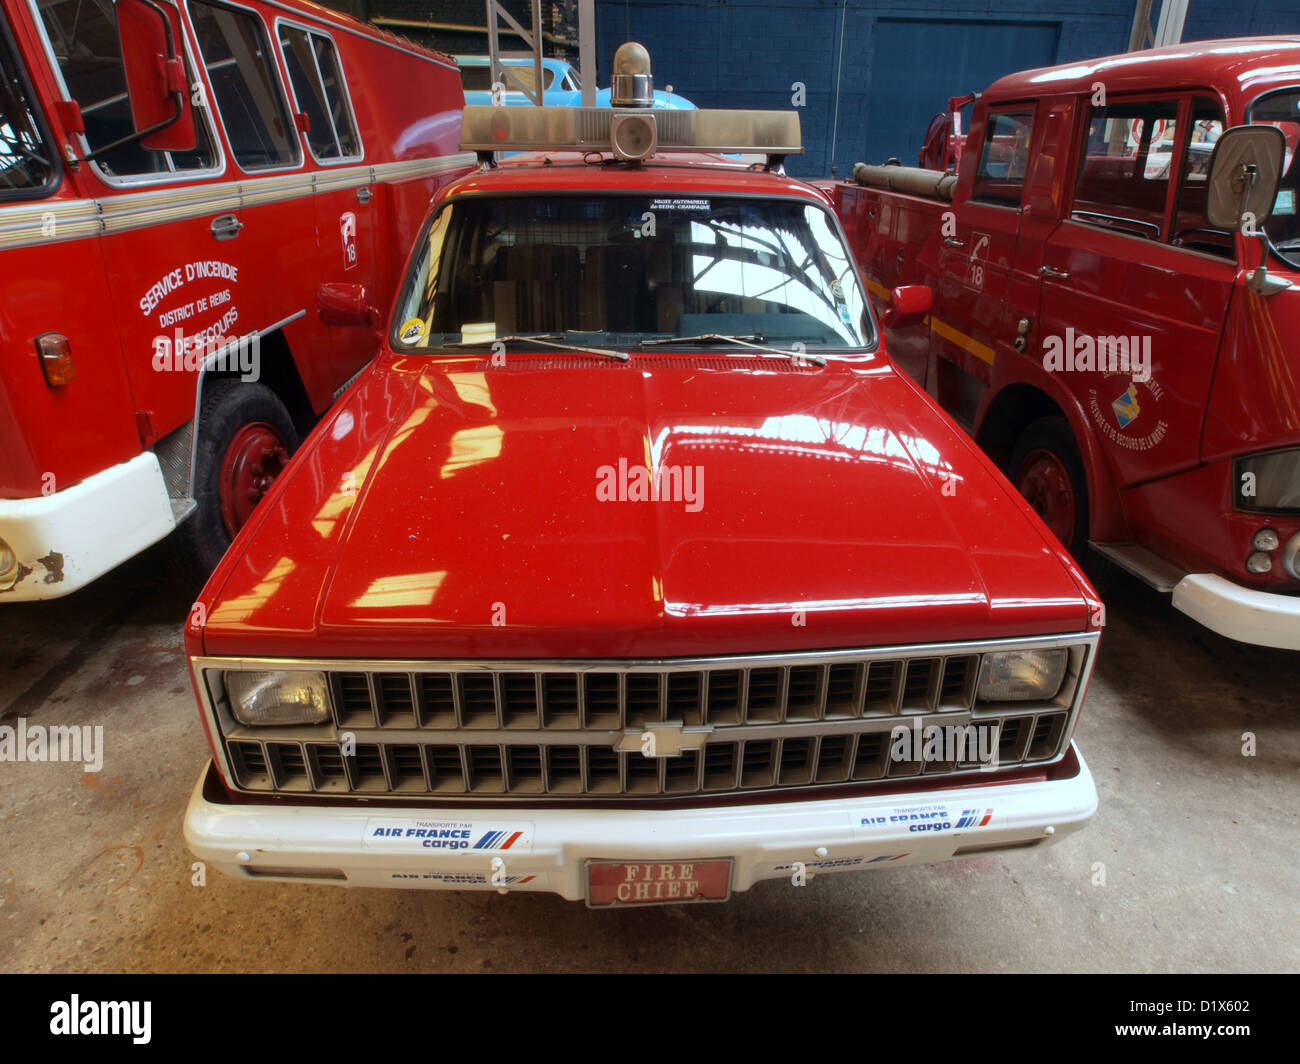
(609, 43, 657, 161)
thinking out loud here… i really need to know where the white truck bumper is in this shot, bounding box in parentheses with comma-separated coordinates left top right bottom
(1172, 573, 1300, 651)
(0, 452, 176, 601)
(184, 746, 1097, 902)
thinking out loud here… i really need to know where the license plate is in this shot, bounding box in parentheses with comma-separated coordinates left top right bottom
(585, 858, 733, 908)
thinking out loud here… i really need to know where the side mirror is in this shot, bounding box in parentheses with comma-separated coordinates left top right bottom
(116, 0, 196, 152)
(1205, 124, 1285, 231)
(318, 282, 378, 328)
(880, 284, 932, 329)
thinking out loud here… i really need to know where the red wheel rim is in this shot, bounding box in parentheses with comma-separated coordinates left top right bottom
(1017, 448, 1076, 547)
(218, 422, 289, 539)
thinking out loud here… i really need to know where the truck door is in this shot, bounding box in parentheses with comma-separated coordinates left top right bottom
(274, 19, 377, 386)
(1036, 94, 1235, 487)
(932, 105, 1035, 418)
(32, 0, 241, 448)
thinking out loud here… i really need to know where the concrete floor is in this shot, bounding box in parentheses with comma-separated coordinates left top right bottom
(2, 545, 1297, 973)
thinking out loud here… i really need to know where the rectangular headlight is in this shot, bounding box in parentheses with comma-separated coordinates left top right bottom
(1234, 448, 1300, 513)
(976, 650, 1068, 702)
(225, 671, 331, 726)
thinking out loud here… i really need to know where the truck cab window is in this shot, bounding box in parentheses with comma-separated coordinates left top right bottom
(190, 0, 298, 170)
(35, 0, 217, 178)
(1072, 98, 1179, 240)
(0, 24, 55, 194)
(1170, 97, 1230, 257)
(970, 109, 1033, 207)
(1247, 87, 1300, 269)
(278, 26, 360, 161)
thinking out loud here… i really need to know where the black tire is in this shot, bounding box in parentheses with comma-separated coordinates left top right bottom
(1007, 415, 1090, 556)
(168, 379, 299, 586)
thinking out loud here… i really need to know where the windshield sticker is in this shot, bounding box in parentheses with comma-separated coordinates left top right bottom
(649, 197, 711, 213)
(399, 317, 426, 344)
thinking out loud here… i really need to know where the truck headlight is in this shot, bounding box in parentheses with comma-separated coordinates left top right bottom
(976, 649, 1068, 702)
(1235, 448, 1300, 513)
(226, 671, 331, 726)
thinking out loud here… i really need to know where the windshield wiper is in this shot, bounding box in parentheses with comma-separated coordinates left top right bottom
(445, 333, 629, 361)
(640, 333, 827, 367)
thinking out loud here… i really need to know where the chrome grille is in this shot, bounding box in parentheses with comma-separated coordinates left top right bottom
(320, 654, 984, 731)
(200, 637, 1096, 801)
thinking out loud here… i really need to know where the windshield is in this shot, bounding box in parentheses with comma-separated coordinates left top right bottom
(1248, 88, 1300, 267)
(392, 194, 872, 351)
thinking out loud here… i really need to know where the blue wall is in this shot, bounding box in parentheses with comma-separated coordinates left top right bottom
(594, 0, 1137, 177)
(1184, 0, 1300, 41)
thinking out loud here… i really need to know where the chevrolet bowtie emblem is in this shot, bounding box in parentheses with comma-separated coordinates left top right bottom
(614, 721, 713, 758)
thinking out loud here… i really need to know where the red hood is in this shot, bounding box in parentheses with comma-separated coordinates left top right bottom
(197, 352, 1094, 658)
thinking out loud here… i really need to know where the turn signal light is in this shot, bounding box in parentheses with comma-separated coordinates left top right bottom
(36, 333, 76, 386)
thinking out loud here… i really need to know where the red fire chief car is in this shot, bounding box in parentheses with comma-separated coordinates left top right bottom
(0, 0, 470, 599)
(183, 45, 1103, 905)
(828, 39, 1300, 650)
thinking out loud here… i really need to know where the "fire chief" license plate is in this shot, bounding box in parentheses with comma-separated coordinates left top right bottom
(585, 858, 733, 907)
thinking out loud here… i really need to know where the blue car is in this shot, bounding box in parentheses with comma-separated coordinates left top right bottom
(456, 55, 696, 109)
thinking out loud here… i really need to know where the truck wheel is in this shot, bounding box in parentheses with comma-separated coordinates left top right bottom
(172, 379, 299, 581)
(1008, 416, 1089, 553)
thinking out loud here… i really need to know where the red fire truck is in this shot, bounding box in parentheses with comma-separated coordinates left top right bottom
(183, 44, 1102, 904)
(828, 38, 1300, 651)
(0, 0, 472, 599)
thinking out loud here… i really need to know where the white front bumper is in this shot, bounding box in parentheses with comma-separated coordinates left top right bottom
(1173, 573, 1300, 651)
(0, 452, 176, 601)
(184, 747, 1097, 901)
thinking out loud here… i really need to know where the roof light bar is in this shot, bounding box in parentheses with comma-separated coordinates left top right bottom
(459, 40, 800, 164)
(460, 105, 802, 159)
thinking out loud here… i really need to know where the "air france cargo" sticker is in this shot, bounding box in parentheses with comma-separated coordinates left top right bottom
(851, 804, 996, 838)
(389, 871, 543, 887)
(362, 818, 534, 852)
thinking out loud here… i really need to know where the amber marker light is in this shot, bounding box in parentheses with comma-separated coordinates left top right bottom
(36, 333, 76, 386)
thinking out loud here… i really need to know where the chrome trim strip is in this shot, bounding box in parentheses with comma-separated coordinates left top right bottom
(196, 632, 1096, 674)
(0, 154, 474, 251)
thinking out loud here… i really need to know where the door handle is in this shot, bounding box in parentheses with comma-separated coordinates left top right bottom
(943, 237, 965, 248)
(356, 186, 372, 204)
(1039, 264, 1070, 280)
(210, 214, 243, 241)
